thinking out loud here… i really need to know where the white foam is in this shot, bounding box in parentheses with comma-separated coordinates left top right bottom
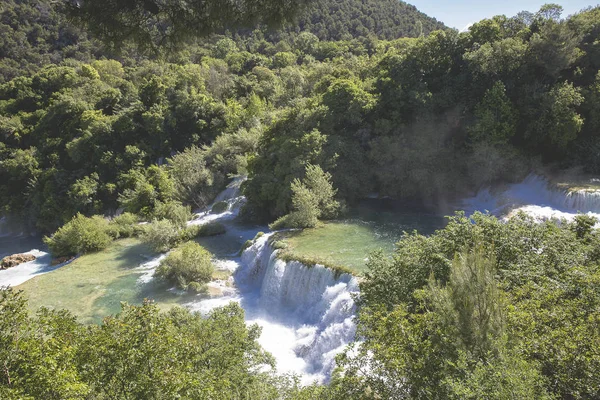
(0, 250, 74, 287)
(461, 174, 600, 226)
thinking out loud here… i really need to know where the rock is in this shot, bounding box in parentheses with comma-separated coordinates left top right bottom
(51, 256, 73, 266)
(0, 253, 36, 270)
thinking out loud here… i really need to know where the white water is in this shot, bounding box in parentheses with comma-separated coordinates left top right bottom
(118, 176, 359, 383)
(461, 174, 600, 225)
(186, 234, 358, 383)
(0, 250, 74, 287)
(188, 176, 247, 226)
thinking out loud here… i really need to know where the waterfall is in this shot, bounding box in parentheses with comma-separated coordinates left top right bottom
(461, 174, 600, 225)
(233, 234, 358, 382)
(562, 190, 600, 213)
(188, 176, 247, 226)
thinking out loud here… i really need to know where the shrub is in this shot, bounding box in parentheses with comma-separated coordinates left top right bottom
(183, 222, 227, 240)
(154, 241, 214, 291)
(108, 212, 141, 238)
(141, 219, 181, 252)
(44, 214, 112, 257)
(211, 201, 229, 214)
(151, 201, 192, 228)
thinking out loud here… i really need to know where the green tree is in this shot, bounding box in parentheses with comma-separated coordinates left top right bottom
(469, 81, 517, 145)
(66, 0, 312, 53)
(270, 164, 339, 229)
(140, 219, 181, 253)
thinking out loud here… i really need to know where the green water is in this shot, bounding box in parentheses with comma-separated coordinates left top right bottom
(284, 200, 446, 273)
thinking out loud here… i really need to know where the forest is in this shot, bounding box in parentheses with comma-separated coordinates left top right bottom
(1, 0, 600, 398)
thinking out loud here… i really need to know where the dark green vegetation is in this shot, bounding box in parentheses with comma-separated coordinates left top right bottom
(297, 213, 600, 399)
(0, 287, 312, 399)
(264, 0, 445, 42)
(8, 214, 600, 398)
(270, 164, 341, 229)
(2, 1, 600, 398)
(3, 2, 599, 231)
(245, 4, 600, 220)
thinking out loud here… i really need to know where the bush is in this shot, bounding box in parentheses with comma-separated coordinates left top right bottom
(154, 241, 214, 291)
(211, 201, 229, 214)
(151, 201, 192, 228)
(141, 219, 181, 252)
(108, 212, 141, 238)
(183, 222, 227, 240)
(44, 214, 112, 257)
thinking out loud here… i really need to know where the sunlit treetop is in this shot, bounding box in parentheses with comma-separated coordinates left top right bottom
(65, 0, 313, 53)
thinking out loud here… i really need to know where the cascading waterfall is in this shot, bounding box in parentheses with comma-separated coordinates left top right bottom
(188, 176, 247, 226)
(233, 234, 358, 382)
(461, 174, 600, 225)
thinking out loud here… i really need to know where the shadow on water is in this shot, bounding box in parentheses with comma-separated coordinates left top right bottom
(0, 235, 46, 259)
(349, 198, 447, 236)
(87, 274, 198, 324)
(195, 222, 267, 257)
(111, 241, 155, 270)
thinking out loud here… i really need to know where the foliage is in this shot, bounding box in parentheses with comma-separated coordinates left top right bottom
(44, 213, 112, 257)
(0, 287, 285, 399)
(269, 164, 340, 229)
(151, 201, 192, 228)
(276, 251, 355, 279)
(168, 146, 224, 210)
(108, 212, 142, 238)
(154, 241, 214, 292)
(337, 213, 600, 399)
(183, 222, 227, 240)
(140, 219, 182, 253)
(66, 0, 312, 53)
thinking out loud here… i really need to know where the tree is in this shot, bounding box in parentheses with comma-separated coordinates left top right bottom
(469, 81, 517, 145)
(525, 82, 584, 150)
(65, 0, 313, 53)
(270, 164, 340, 229)
(140, 219, 181, 253)
(0, 288, 282, 399)
(335, 246, 551, 400)
(168, 146, 224, 209)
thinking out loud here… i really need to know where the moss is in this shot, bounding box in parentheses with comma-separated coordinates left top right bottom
(271, 240, 288, 250)
(184, 222, 227, 240)
(276, 250, 356, 279)
(239, 240, 253, 256)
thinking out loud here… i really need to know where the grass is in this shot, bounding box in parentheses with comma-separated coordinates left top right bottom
(17, 238, 195, 324)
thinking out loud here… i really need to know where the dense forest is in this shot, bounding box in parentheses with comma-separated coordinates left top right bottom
(1, 1, 598, 231)
(1, 0, 600, 398)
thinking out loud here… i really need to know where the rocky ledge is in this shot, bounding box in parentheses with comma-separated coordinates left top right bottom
(1, 253, 36, 270)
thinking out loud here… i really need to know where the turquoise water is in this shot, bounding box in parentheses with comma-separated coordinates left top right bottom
(284, 199, 447, 273)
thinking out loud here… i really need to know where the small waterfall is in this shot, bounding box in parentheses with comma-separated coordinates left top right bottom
(461, 174, 600, 225)
(235, 234, 358, 381)
(562, 190, 600, 213)
(188, 176, 247, 226)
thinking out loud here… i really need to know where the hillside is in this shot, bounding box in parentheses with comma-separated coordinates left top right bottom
(272, 0, 446, 41)
(0, 0, 445, 83)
